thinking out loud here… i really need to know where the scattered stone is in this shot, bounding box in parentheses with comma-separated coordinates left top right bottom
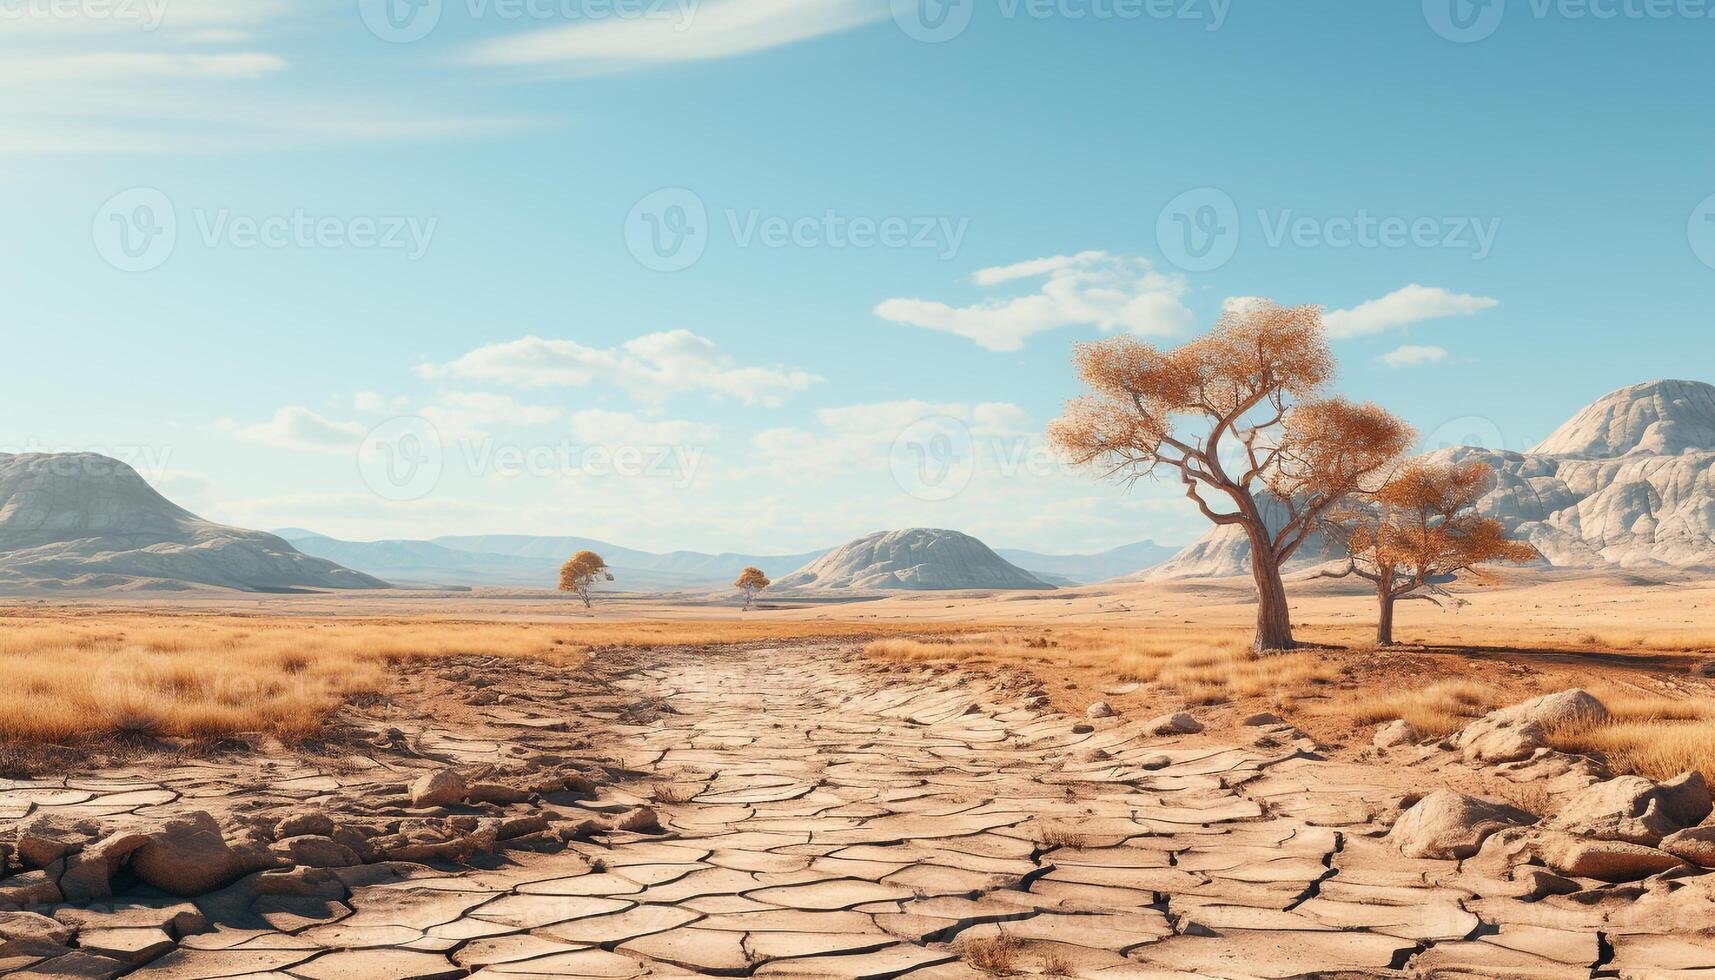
(0, 911, 74, 956)
(1372, 720, 1418, 749)
(14, 815, 99, 868)
(271, 836, 362, 869)
(1085, 701, 1115, 720)
(9, 951, 126, 980)
(616, 807, 663, 835)
(129, 811, 272, 897)
(409, 768, 468, 808)
(1387, 790, 1535, 859)
(1455, 689, 1607, 764)
(1660, 826, 1715, 868)
(57, 831, 150, 903)
(274, 812, 336, 838)
(1532, 831, 1685, 882)
(467, 782, 531, 806)
(1550, 772, 1711, 846)
(1138, 755, 1172, 771)
(1144, 712, 1204, 736)
(1243, 712, 1284, 727)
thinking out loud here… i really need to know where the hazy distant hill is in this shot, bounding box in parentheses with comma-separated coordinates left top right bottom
(0, 453, 384, 593)
(996, 541, 1180, 584)
(775, 529, 1054, 591)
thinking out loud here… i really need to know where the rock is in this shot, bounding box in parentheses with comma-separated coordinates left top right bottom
(1372, 720, 1418, 749)
(129, 812, 272, 897)
(1386, 790, 1535, 859)
(1549, 771, 1711, 846)
(1074, 746, 1109, 763)
(57, 832, 150, 903)
(1071, 723, 1094, 734)
(409, 769, 468, 808)
(0, 911, 74, 956)
(1144, 712, 1204, 736)
(1659, 826, 1715, 868)
(14, 816, 100, 869)
(1139, 755, 1172, 771)
(271, 836, 362, 869)
(1085, 701, 1115, 720)
(0, 869, 63, 908)
(1454, 689, 1608, 765)
(467, 782, 531, 806)
(11, 951, 126, 979)
(274, 812, 335, 839)
(1514, 867, 1582, 899)
(616, 807, 663, 834)
(1532, 831, 1685, 882)
(1243, 712, 1284, 727)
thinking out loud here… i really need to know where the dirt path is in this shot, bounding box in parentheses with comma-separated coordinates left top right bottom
(8, 644, 1709, 978)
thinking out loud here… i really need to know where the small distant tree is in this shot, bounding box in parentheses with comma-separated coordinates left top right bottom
(558, 551, 613, 609)
(1319, 460, 1538, 646)
(734, 566, 771, 610)
(1049, 300, 1413, 651)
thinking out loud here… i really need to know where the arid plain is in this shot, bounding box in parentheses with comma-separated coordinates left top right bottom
(5, 569, 1715, 979)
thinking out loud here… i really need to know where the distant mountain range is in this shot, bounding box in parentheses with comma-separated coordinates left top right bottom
(275, 529, 1177, 591)
(775, 529, 1055, 592)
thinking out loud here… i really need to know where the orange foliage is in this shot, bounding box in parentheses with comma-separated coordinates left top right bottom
(558, 550, 614, 609)
(734, 566, 771, 610)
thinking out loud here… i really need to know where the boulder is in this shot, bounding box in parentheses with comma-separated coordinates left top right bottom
(1243, 712, 1284, 727)
(1372, 720, 1418, 749)
(1531, 831, 1684, 882)
(1549, 772, 1711, 846)
(129, 812, 272, 897)
(0, 868, 63, 908)
(1387, 790, 1535, 859)
(1660, 826, 1715, 868)
(1454, 690, 1607, 764)
(271, 836, 362, 869)
(409, 769, 468, 808)
(1144, 712, 1204, 736)
(274, 812, 335, 839)
(1085, 701, 1115, 720)
(57, 832, 150, 904)
(616, 807, 663, 835)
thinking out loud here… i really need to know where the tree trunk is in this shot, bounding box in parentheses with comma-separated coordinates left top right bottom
(1245, 527, 1295, 652)
(1377, 586, 1396, 647)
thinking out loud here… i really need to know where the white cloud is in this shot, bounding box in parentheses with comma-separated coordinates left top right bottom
(463, 0, 885, 73)
(874, 251, 1195, 352)
(0, 52, 286, 82)
(1324, 284, 1498, 339)
(750, 399, 1034, 482)
(421, 392, 563, 438)
(418, 330, 820, 407)
(222, 407, 366, 453)
(570, 410, 719, 447)
(1378, 344, 1450, 367)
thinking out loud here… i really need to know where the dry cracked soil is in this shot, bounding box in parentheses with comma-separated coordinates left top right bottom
(6, 643, 1715, 979)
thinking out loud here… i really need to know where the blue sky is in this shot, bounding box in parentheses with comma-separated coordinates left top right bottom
(3, 0, 1712, 554)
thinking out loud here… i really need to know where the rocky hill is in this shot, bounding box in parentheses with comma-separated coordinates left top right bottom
(1145, 379, 1715, 579)
(774, 528, 1055, 591)
(0, 452, 387, 593)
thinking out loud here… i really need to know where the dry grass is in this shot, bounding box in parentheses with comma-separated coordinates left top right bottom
(0, 612, 975, 747)
(865, 627, 1336, 706)
(1543, 685, 1715, 783)
(1033, 823, 1088, 850)
(959, 933, 1022, 975)
(1040, 949, 1075, 977)
(1333, 680, 1499, 737)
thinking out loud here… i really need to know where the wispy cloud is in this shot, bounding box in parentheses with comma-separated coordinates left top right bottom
(220, 407, 366, 453)
(874, 251, 1195, 352)
(418, 330, 821, 407)
(1377, 344, 1450, 367)
(462, 0, 885, 73)
(1324, 284, 1497, 339)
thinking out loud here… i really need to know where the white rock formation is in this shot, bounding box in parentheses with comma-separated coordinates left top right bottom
(1145, 380, 1715, 579)
(773, 528, 1053, 592)
(0, 452, 386, 593)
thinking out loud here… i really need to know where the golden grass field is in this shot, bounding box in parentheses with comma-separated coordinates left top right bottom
(4, 569, 1713, 782)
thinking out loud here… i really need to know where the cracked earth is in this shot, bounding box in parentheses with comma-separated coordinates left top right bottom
(7, 644, 1713, 978)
